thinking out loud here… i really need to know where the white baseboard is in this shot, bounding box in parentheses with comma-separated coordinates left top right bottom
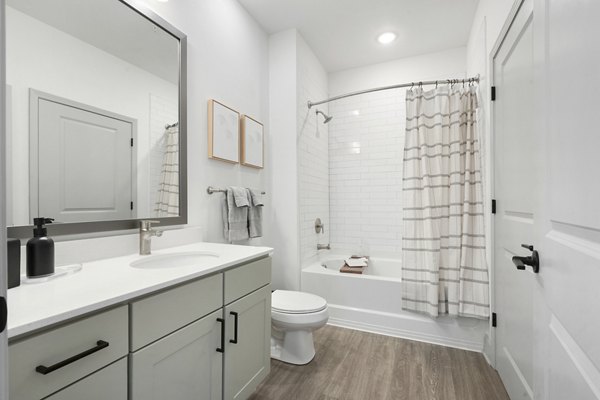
(326, 304, 486, 353)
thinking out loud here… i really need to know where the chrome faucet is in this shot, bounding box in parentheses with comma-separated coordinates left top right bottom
(139, 220, 163, 255)
(317, 244, 330, 250)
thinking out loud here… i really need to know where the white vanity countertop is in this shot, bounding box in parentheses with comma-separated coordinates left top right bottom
(7, 242, 273, 339)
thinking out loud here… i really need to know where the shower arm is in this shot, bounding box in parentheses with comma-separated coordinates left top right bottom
(307, 75, 480, 108)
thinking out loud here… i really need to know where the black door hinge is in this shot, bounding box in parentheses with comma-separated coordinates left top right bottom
(492, 199, 496, 214)
(492, 312, 497, 327)
(0, 297, 7, 333)
(491, 86, 496, 101)
(130, 201, 134, 210)
(130, 138, 134, 147)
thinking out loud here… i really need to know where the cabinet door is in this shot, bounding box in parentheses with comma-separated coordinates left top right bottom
(224, 285, 271, 400)
(46, 358, 127, 400)
(131, 309, 223, 400)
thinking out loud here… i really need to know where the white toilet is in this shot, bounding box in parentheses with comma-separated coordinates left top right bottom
(270, 290, 329, 365)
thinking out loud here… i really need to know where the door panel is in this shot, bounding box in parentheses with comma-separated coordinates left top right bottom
(537, 0, 600, 397)
(224, 285, 271, 400)
(493, 0, 535, 398)
(495, 0, 600, 398)
(130, 310, 223, 400)
(35, 95, 133, 222)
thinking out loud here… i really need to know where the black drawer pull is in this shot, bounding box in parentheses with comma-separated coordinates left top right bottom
(229, 311, 239, 344)
(36, 340, 109, 375)
(216, 318, 225, 353)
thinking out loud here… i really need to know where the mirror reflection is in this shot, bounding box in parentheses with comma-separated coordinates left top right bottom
(6, 0, 181, 226)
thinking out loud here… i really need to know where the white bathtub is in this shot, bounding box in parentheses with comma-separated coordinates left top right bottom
(301, 255, 488, 351)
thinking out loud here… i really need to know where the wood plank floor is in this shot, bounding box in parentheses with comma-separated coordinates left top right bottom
(249, 325, 509, 400)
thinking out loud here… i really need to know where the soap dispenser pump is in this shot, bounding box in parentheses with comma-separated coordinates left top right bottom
(26, 217, 55, 278)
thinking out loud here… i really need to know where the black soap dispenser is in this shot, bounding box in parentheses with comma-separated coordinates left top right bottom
(26, 217, 55, 278)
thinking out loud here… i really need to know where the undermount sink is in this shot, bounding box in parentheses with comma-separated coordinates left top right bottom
(130, 251, 220, 269)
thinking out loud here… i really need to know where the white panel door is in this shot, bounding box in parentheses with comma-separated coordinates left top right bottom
(493, 1, 536, 398)
(0, 1, 9, 397)
(534, 0, 600, 398)
(35, 96, 133, 222)
(494, 0, 600, 398)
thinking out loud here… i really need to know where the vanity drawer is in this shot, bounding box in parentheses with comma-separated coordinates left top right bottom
(45, 358, 127, 400)
(9, 305, 128, 400)
(130, 273, 223, 351)
(224, 257, 271, 305)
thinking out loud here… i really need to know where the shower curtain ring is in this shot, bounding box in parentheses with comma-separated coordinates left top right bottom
(435, 80, 438, 88)
(410, 82, 414, 90)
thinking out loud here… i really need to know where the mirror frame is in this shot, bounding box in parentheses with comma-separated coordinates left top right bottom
(7, 0, 188, 238)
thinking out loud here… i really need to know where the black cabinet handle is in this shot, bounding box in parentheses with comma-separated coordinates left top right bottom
(0, 297, 6, 333)
(36, 340, 109, 375)
(216, 318, 225, 353)
(229, 311, 239, 344)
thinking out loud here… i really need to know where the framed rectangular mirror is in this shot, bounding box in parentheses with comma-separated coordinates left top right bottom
(5, 0, 187, 238)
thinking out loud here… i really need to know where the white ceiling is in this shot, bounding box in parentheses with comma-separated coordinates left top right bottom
(237, 0, 479, 72)
(8, 0, 180, 84)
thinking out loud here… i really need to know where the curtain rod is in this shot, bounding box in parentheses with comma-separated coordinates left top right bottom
(307, 75, 480, 108)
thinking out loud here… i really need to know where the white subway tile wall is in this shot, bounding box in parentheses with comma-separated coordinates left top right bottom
(328, 88, 406, 257)
(297, 43, 330, 263)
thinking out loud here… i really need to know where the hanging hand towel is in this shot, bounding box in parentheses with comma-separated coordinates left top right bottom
(222, 187, 249, 242)
(247, 188, 264, 238)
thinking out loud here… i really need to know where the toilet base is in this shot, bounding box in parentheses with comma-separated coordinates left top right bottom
(270, 328, 316, 365)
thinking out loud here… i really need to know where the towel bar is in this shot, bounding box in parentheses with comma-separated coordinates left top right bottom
(207, 186, 266, 195)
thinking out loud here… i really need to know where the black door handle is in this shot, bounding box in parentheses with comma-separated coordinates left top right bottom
(512, 247, 540, 273)
(229, 311, 239, 344)
(0, 297, 6, 333)
(36, 340, 109, 375)
(216, 318, 225, 353)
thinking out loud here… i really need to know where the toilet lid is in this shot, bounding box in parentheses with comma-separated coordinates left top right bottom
(272, 290, 327, 314)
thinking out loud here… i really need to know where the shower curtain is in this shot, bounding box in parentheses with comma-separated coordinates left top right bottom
(401, 85, 489, 319)
(154, 125, 179, 217)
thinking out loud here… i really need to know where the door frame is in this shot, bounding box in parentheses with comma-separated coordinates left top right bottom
(0, 0, 9, 397)
(28, 89, 138, 221)
(488, 0, 527, 369)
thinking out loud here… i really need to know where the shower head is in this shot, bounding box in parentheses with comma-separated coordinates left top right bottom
(316, 109, 333, 124)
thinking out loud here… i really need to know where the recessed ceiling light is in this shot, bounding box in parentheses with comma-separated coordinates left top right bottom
(377, 32, 397, 45)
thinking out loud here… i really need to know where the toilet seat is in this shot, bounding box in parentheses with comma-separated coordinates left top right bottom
(271, 290, 327, 314)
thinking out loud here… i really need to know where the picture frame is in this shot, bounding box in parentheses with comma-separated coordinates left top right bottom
(208, 99, 240, 163)
(240, 114, 264, 169)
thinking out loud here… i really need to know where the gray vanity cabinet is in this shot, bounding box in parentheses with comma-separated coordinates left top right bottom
(223, 258, 271, 400)
(8, 256, 271, 400)
(44, 359, 128, 400)
(130, 309, 223, 400)
(224, 285, 271, 400)
(8, 305, 128, 400)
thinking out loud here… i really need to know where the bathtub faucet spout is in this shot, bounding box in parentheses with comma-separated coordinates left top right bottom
(317, 244, 331, 250)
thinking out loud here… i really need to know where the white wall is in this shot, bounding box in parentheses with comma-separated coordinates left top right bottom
(465, 0, 518, 365)
(5, 7, 178, 225)
(297, 34, 330, 264)
(268, 29, 299, 290)
(327, 48, 467, 256)
(147, 0, 269, 245)
(268, 29, 330, 290)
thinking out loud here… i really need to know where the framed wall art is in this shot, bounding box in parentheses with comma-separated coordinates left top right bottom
(241, 114, 264, 169)
(208, 99, 240, 163)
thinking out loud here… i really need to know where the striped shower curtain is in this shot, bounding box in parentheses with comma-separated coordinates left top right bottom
(154, 125, 179, 217)
(401, 86, 489, 319)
